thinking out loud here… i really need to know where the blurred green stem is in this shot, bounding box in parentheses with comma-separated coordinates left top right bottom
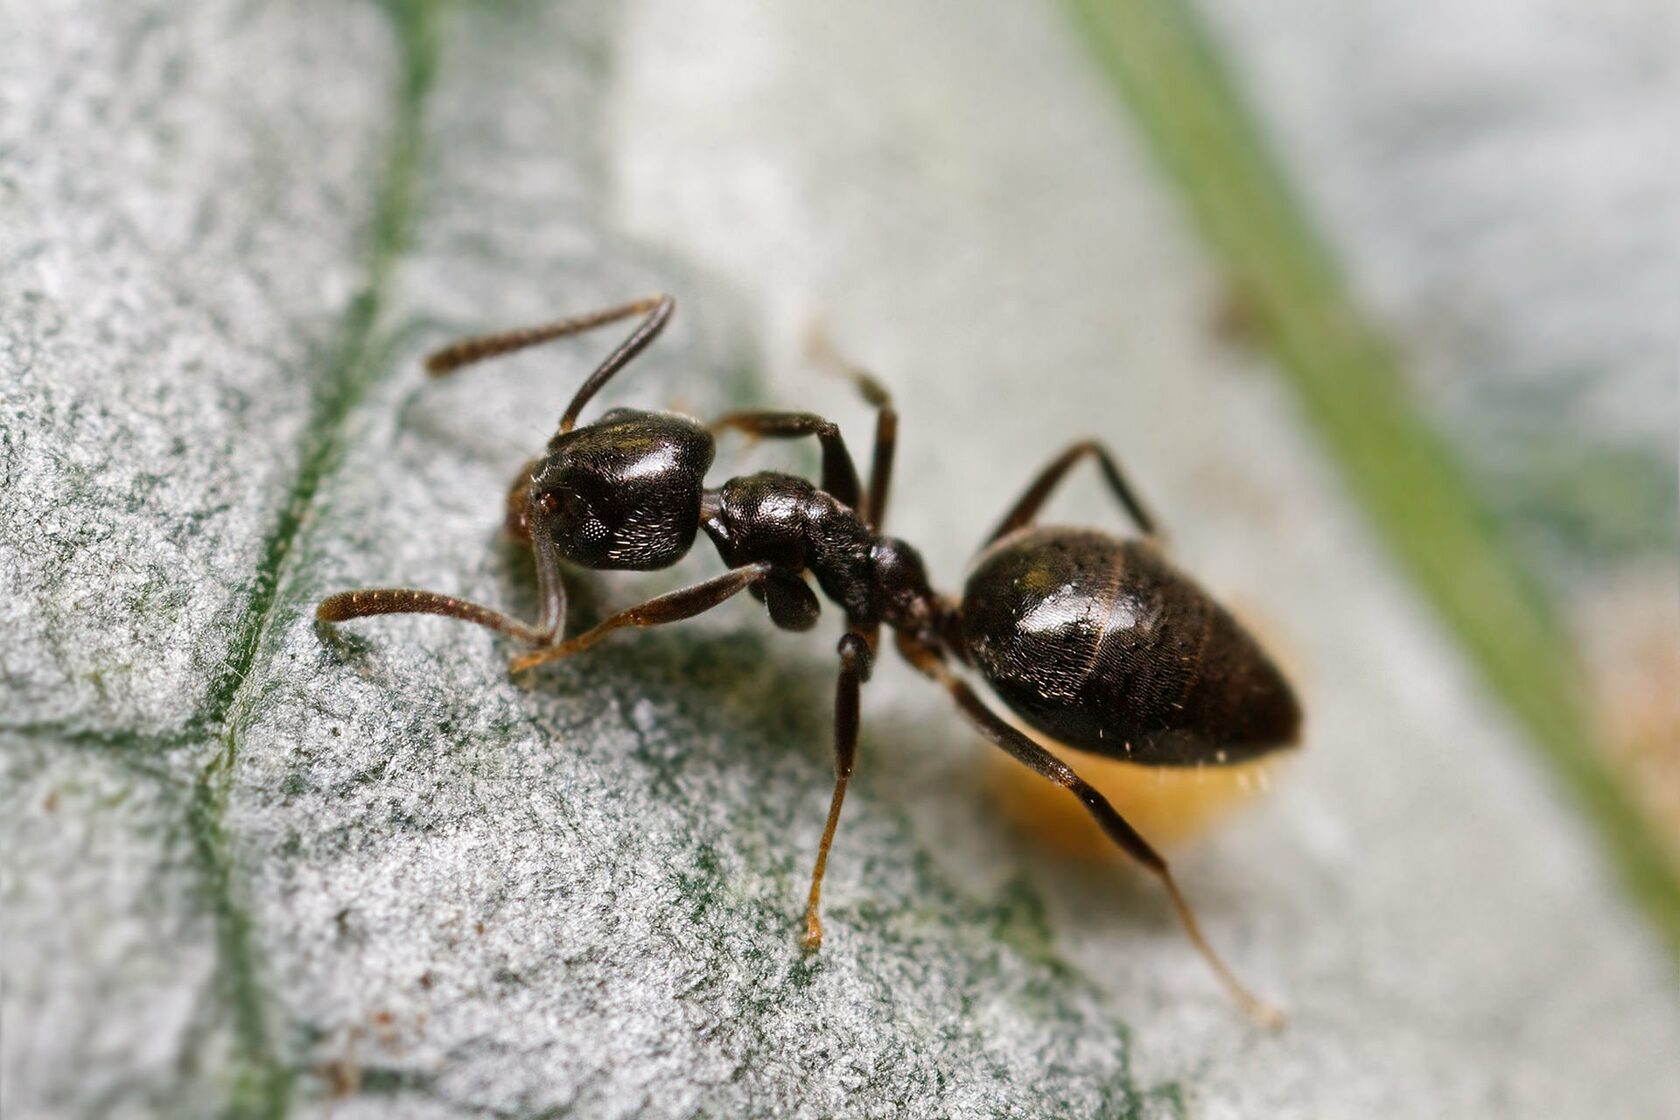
(1067, 0, 1680, 955)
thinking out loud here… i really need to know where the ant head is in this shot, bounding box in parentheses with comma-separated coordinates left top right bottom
(530, 408, 715, 570)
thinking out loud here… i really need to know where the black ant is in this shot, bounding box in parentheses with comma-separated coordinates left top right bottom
(317, 295, 1302, 1025)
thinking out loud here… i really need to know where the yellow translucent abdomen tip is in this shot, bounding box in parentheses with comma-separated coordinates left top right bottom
(989, 735, 1290, 856)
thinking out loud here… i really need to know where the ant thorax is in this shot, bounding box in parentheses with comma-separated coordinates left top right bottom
(701, 472, 935, 635)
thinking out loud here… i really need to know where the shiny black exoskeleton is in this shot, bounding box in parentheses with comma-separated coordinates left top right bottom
(963, 530, 1299, 766)
(317, 295, 1301, 1024)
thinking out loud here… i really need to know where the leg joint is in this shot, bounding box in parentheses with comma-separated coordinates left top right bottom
(837, 631, 874, 682)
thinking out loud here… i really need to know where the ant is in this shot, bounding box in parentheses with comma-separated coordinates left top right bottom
(317, 295, 1302, 1025)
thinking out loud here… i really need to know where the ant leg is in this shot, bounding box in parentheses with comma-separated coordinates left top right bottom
(424, 294, 675, 434)
(807, 333, 898, 530)
(510, 562, 774, 673)
(711, 411, 863, 511)
(857, 378, 897, 532)
(985, 440, 1160, 547)
(317, 521, 569, 648)
(895, 633, 1284, 1027)
(801, 629, 874, 950)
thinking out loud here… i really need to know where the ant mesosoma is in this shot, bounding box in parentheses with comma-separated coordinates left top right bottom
(317, 295, 1302, 1025)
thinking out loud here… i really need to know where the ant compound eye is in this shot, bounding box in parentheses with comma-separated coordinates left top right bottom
(539, 486, 593, 532)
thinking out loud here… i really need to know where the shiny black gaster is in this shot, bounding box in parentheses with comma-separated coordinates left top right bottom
(963, 528, 1300, 765)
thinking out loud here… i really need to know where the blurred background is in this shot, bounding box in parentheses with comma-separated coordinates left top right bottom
(3, 1, 1676, 1117)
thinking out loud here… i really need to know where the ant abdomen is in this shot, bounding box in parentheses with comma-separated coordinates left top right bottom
(961, 527, 1300, 765)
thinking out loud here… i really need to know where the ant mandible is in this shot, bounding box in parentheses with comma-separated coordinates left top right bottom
(317, 295, 1302, 1025)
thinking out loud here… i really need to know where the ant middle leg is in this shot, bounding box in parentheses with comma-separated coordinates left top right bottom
(801, 629, 874, 950)
(509, 562, 776, 673)
(894, 633, 1283, 1027)
(984, 440, 1161, 547)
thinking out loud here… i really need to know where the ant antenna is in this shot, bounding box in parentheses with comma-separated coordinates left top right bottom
(423, 295, 675, 434)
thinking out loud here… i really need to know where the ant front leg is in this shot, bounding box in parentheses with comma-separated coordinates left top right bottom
(985, 440, 1161, 546)
(895, 633, 1284, 1027)
(711, 411, 865, 511)
(808, 330, 898, 530)
(802, 629, 874, 950)
(509, 563, 775, 673)
(857, 380, 897, 532)
(316, 525, 569, 650)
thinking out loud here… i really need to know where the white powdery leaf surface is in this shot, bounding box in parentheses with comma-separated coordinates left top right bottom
(0, 0, 395, 735)
(0, 738, 222, 1117)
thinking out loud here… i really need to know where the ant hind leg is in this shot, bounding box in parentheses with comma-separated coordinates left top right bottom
(984, 440, 1160, 547)
(894, 633, 1284, 1027)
